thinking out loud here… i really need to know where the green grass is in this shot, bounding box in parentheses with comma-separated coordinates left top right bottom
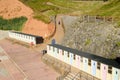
(0, 16, 27, 31)
(85, 39, 91, 46)
(19, 0, 102, 23)
(90, 0, 120, 17)
(89, 0, 120, 26)
(19, 0, 120, 25)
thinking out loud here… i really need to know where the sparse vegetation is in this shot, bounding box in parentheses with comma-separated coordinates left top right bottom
(116, 21, 120, 28)
(116, 41, 120, 47)
(0, 16, 27, 31)
(62, 16, 120, 58)
(85, 39, 91, 46)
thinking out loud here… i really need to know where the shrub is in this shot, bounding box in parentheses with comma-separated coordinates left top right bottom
(85, 39, 91, 46)
(116, 41, 120, 47)
(0, 16, 27, 31)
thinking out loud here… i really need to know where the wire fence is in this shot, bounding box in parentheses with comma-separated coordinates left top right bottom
(80, 15, 115, 23)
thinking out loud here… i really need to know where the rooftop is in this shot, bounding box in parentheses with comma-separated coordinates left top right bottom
(10, 31, 43, 38)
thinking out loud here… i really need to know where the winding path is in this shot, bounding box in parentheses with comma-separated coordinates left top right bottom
(50, 23, 64, 44)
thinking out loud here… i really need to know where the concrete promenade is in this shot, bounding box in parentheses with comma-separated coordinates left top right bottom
(0, 39, 59, 80)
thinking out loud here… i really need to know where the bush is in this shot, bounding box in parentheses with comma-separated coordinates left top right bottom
(116, 41, 120, 47)
(85, 39, 91, 46)
(0, 16, 27, 31)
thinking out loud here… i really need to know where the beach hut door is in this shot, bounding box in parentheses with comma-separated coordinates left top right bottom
(113, 68, 119, 80)
(101, 64, 107, 80)
(91, 61, 96, 76)
(70, 53, 73, 64)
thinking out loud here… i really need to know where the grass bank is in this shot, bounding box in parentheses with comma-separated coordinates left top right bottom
(19, 0, 120, 26)
(0, 16, 27, 31)
(19, 0, 102, 23)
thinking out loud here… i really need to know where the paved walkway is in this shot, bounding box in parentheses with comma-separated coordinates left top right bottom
(0, 39, 59, 80)
(0, 47, 25, 80)
(0, 30, 8, 40)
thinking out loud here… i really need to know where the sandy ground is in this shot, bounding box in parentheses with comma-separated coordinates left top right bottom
(0, 0, 55, 37)
(0, 39, 59, 80)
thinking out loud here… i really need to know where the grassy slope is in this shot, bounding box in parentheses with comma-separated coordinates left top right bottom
(89, 0, 120, 25)
(90, 0, 120, 16)
(0, 16, 27, 31)
(19, 0, 102, 23)
(19, 0, 120, 24)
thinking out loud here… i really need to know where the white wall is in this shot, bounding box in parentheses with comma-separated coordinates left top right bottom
(119, 69, 120, 80)
(47, 45, 50, 54)
(9, 31, 36, 45)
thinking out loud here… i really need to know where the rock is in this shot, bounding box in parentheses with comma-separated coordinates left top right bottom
(61, 16, 120, 59)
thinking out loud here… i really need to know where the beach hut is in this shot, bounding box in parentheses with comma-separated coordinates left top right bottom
(9, 31, 44, 45)
(47, 44, 120, 80)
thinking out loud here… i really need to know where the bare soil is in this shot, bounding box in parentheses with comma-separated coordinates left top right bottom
(0, 0, 55, 37)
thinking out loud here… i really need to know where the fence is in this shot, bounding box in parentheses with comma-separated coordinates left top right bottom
(71, 71, 100, 80)
(80, 15, 115, 23)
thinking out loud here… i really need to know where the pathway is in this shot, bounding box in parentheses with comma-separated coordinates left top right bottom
(0, 39, 59, 80)
(0, 30, 8, 40)
(0, 47, 25, 80)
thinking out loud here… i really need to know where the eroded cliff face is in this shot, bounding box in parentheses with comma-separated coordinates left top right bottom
(61, 15, 120, 59)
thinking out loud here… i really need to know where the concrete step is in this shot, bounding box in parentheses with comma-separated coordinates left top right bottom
(64, 72, 76, 80)
(63, 72, 81, 80)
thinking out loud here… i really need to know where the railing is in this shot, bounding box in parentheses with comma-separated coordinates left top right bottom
(71, 72, 81, 80)
(75, 70, 100, 80)
(81, 15, 115, 23)
(56, 70, 71, 80)
(70, 71, 100, 80)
